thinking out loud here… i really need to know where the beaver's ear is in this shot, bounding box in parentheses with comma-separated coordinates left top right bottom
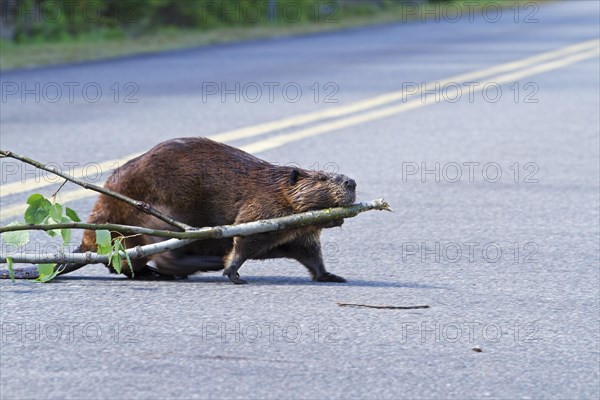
(289, 169, 300, 185)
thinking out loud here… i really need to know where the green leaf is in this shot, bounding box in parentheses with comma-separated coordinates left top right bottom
(110, 250, 122, 274)
(37, 263, 55, 276)
(35, 263, 62, 283)
(49, 203, 62, 221)
(96, 230, 111, 255)
(110, 239, 131, 276)
(44, 217, 62, 238)
(60, 217, 72, 245)
(61, 228, 72, 245)
(121, 241, 134, 278)
(6, 257, 15, 282)
(1, 221, 30, 246)
(26, 193, 44, 206)
(24, 195, 51, 224)
(24, 204, 49, 224)
(46, 218, 58, 237)
(66, 207, 81, 222)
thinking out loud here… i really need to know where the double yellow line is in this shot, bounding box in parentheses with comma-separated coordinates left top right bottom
(1, 38, 598, 221)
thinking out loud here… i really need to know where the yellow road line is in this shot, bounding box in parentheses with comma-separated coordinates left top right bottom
(1, 39, 598, 199)
(212, 38, 599, 142)
(244, 46, 600, 154)
(1, 41, 598, 221)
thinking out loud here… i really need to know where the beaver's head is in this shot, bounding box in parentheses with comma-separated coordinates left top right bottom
(285, 169, 357, 212)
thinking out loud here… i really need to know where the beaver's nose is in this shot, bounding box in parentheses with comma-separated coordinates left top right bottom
(344, 179, 356, 189)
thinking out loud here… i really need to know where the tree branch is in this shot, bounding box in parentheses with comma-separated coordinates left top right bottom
(0, 149, 191, 231)
(1, 222, 186, 239)
(0, 199, 391, 264)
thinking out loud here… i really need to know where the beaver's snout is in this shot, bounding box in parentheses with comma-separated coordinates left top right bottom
(335, 174, 356, 206)
(343, 190, 356, 206)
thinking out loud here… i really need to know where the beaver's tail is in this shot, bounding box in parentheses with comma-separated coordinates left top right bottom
(0, 246, 87, 279)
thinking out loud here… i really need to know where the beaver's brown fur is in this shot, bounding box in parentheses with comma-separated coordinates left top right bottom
(78, 137, 356, 284)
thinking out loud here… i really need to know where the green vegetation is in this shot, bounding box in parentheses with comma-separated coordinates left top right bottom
(1, 193, 83, 282)
(1, 0, 552, 70)
(0, 191, 132, 282)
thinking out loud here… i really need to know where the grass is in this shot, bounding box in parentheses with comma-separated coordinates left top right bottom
(0, 1, 555, 71)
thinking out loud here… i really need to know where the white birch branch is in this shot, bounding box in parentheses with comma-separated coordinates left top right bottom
(0, 199, 391, 264)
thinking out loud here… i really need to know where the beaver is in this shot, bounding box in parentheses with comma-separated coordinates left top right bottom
(35, 137, 357, 284)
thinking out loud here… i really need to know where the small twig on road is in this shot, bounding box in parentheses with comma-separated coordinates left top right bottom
(337, 302, 430, 310)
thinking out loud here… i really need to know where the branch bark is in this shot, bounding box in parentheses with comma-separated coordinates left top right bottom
(0, 199, 391, 264)
(0, 149, 191, 231)
(1, 222, 187, 239)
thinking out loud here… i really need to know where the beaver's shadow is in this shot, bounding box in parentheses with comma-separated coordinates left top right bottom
(55, 274, 446, 290)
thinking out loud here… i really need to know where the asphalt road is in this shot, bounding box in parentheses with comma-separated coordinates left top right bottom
(1, 1, 599, 399)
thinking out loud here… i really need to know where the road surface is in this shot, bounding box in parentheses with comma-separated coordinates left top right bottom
(1, 1, 599, 399)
